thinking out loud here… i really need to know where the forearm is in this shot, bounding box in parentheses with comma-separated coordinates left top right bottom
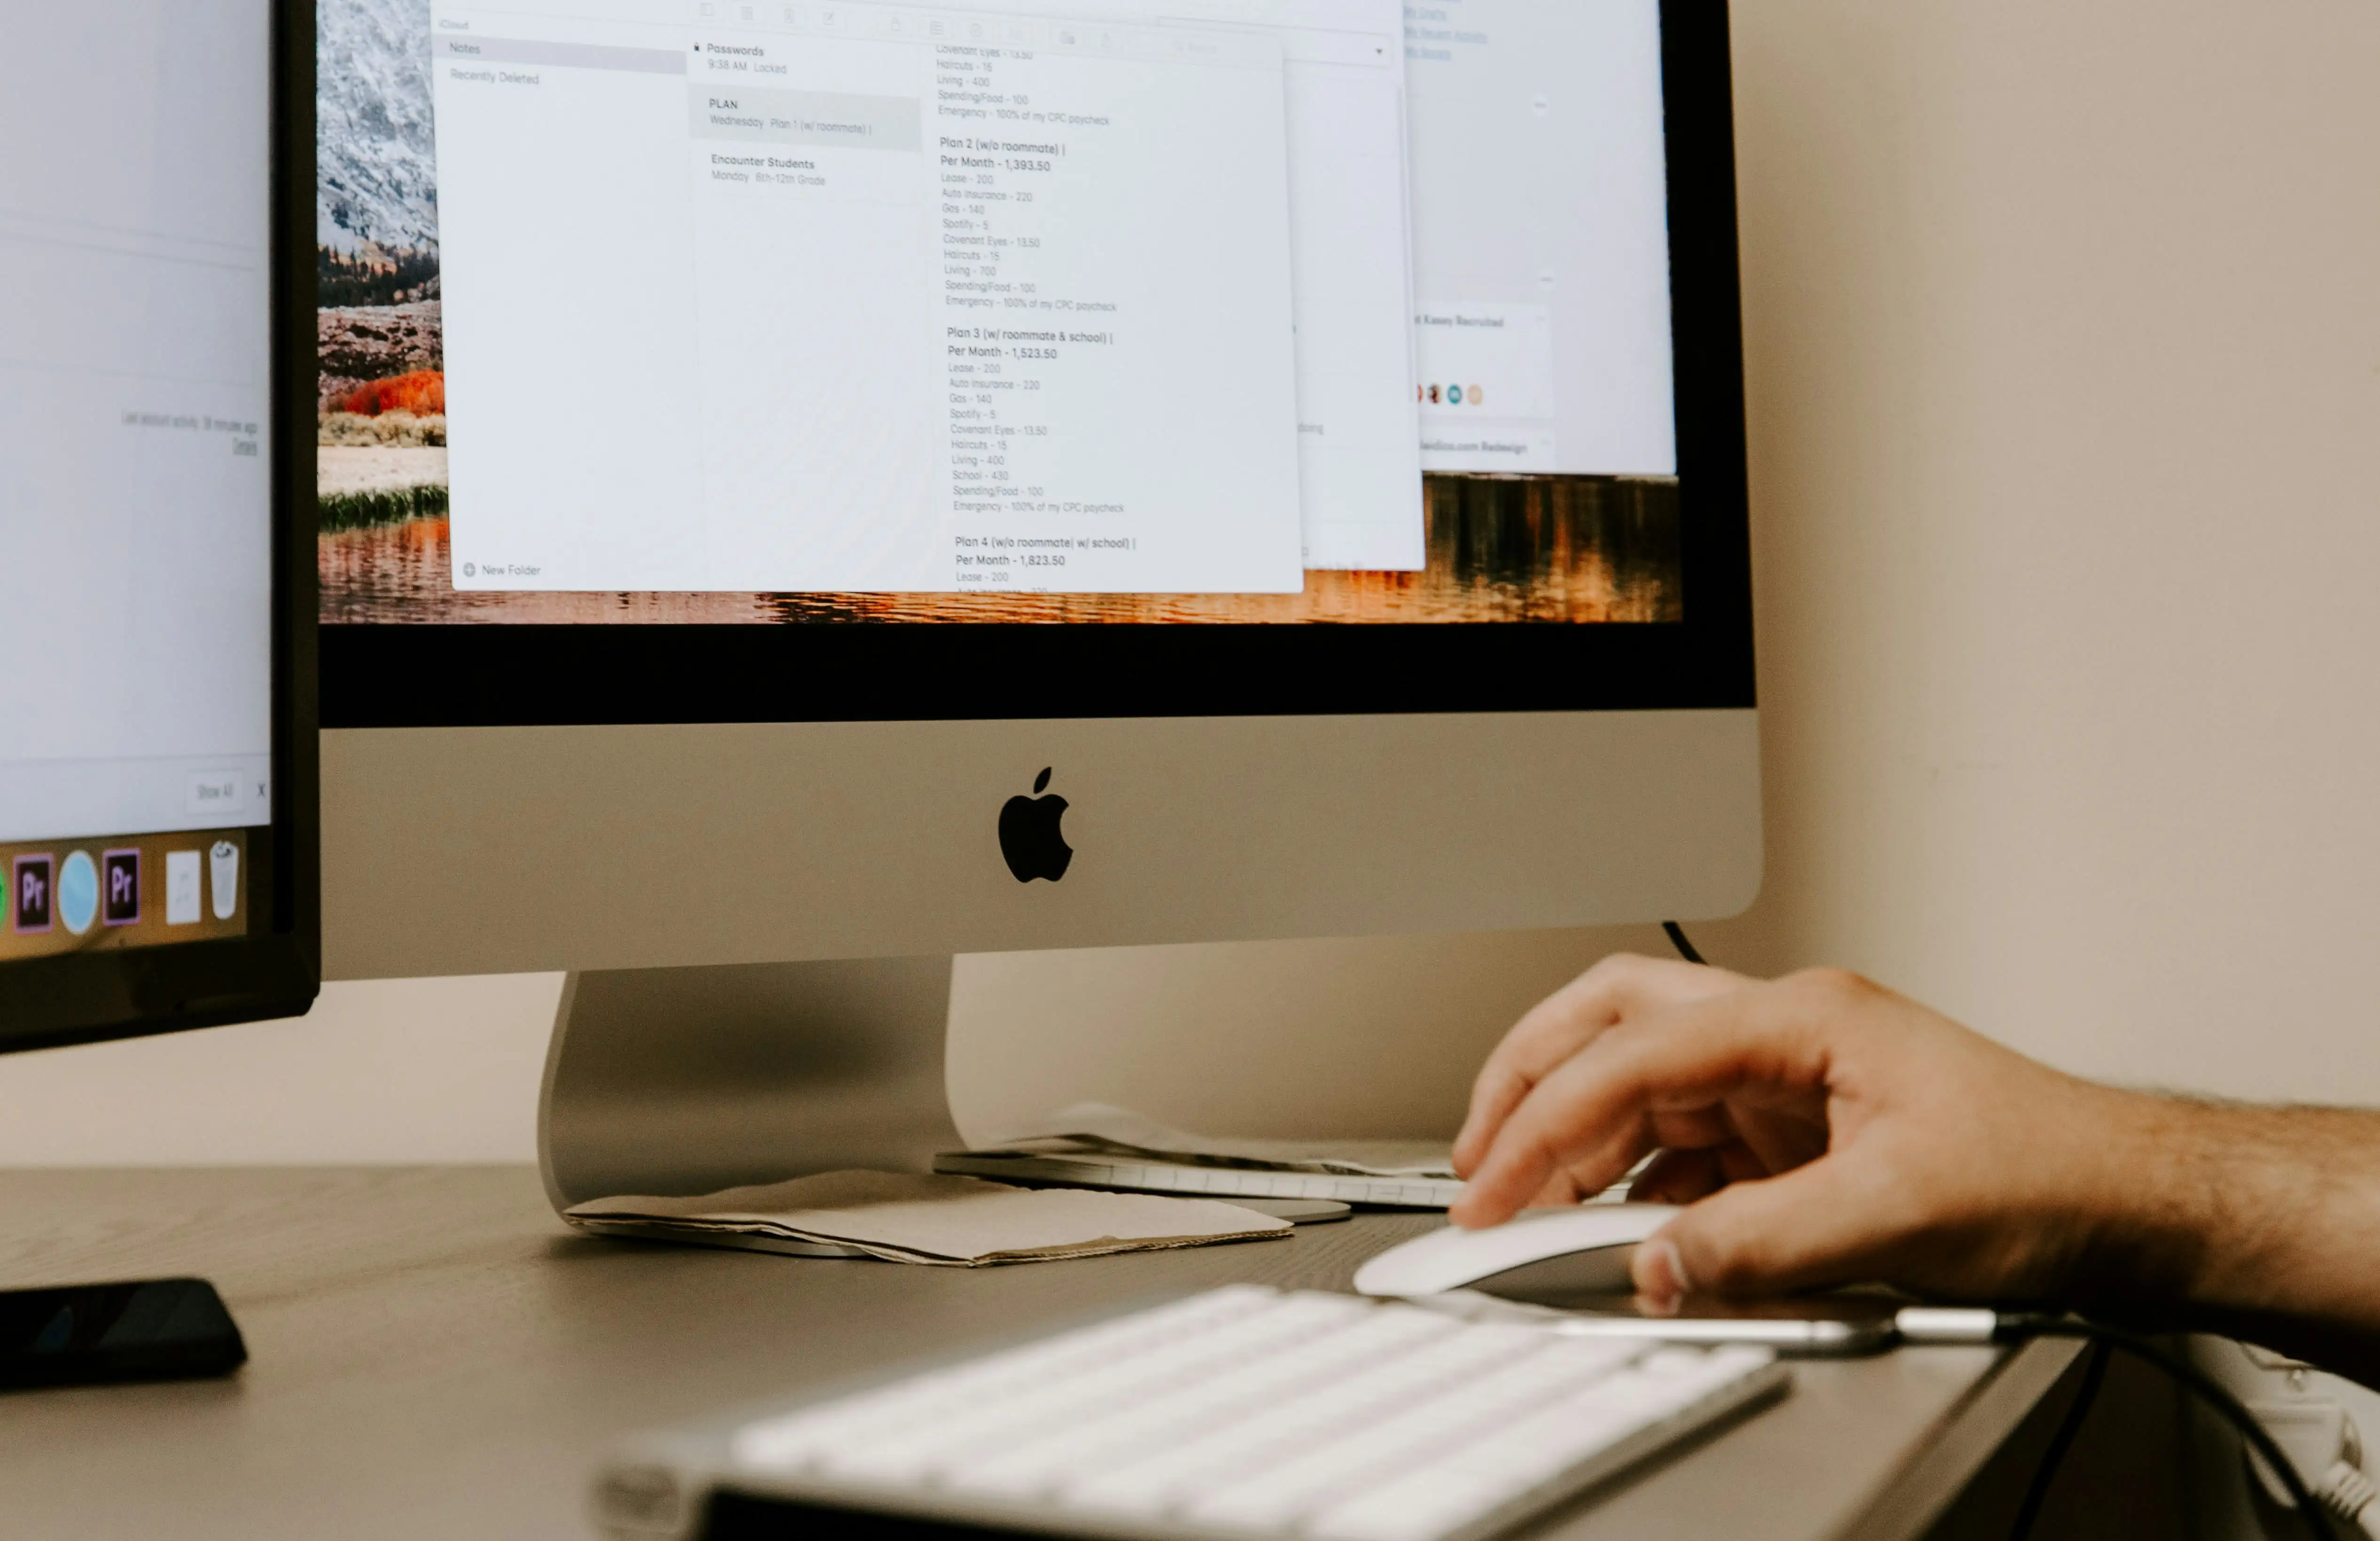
(2090, 1096, 2380, 1336)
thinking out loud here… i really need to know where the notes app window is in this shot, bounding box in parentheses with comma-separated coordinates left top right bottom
(431, 0, 1418, 593)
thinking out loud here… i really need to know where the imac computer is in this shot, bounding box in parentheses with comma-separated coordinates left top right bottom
(311, 0, 1758, 1209)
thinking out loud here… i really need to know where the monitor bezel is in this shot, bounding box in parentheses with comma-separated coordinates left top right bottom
(320, 0, 1752, 731)
(0, 0, 322, 1056)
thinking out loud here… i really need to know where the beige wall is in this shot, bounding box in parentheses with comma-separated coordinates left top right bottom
(1700, 0, 2380, 1101)
(0, 973, 559, 1165)
(3, 0, 2378, 1162)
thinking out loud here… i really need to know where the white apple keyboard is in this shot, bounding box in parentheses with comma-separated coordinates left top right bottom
(593, 1285, 1789, 1541)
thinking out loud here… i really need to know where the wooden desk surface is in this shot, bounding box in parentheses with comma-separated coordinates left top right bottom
(0, 1168, 2074, 1540)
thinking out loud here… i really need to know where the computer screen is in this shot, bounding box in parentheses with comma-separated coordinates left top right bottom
(313, 0, 1755, 985)
(0, 3, 278, 966)
(318, 0, 1690, 630)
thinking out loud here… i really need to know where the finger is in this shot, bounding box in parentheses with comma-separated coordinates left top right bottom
(1454, 954, 1747, 1175)
(1457, 983, 1838, 1227)
(1634, 1155, 1896, 1304)
(1524, 1115, 1657, 1213)
(1628, 1146, 1728, 1205)
(1456, 1105, 1654, 1228)
(1726, 1104, 1833, 1179)
(1564, 1117, 1658, 1206)
(1644, 1103, 1742, 1154)
(1524, 1170, 1586, 1208)
(1715, 1140, 1780, 1185)
(1455, 954, 1742, 1174)
(1628, 1108, 1818, 1203)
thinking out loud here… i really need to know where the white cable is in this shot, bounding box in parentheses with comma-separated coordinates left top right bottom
(1891, 1307, 2000, 1344)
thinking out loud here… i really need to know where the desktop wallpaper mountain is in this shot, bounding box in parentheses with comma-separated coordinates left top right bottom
(311, 0, 1681, 625)
(319, 0, 440, 258)
(315, 0, 450, 553)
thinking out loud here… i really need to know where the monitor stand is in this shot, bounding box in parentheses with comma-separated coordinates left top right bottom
(537, 958, 964, 1227)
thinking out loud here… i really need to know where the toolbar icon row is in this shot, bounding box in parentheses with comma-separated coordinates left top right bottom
(10, 844, 240, 935)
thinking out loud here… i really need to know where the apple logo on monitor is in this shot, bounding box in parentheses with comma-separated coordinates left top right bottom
(999, 768, 1073, 883)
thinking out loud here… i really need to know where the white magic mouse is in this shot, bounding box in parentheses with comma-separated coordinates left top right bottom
(1353, 1204, 1681, 1300)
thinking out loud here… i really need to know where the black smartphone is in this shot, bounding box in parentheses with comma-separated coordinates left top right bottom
(0, 1278, 247, 1390)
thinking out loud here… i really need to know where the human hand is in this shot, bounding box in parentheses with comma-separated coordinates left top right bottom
(1450, 956, 2157, 1309)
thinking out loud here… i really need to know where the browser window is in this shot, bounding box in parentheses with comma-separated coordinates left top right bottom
(1405, 1, 1676, 476)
